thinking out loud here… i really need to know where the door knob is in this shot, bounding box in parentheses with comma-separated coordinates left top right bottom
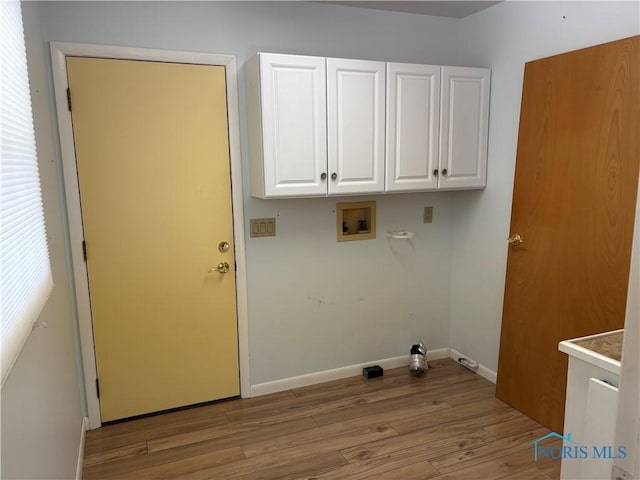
(508, 234, 523, 247)
(209, 262, 230, 274)
(331, 172, 338, 180)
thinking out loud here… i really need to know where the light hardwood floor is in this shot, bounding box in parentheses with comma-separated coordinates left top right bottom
(83, 359, 561, 479)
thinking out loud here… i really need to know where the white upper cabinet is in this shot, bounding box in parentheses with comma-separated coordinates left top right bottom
(386, 63, 441, 192)
(438, 66, 491, 190)
(327, 58, 386, 195)
(248, 53, 491, 198)
(386, 64, 490, 192)
(248, 53, 327, 198)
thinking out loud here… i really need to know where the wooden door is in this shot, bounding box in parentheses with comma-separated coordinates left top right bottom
(496, 36, 639, 433)
(327, 58, 386, 195)
(256, 53, 327, 198)
(438, 66, 490, 190)
(386, 63, 440, 192)
(67, 57, 240, 422)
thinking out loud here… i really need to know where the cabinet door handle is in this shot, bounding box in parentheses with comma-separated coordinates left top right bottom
(433, 169, 439, 176)
(442, 168, 448, 175)
(320, 172, 327, 180)
(331, 172, 337, 180)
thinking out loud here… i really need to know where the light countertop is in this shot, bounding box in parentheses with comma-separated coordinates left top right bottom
(559, 329, 623, 375)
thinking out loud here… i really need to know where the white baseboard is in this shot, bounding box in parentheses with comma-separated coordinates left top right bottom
(250, 348, 450, 397)
(449, 348, 497, 384)
(426, 348, 450, 362)
(75, 417, 89, 480)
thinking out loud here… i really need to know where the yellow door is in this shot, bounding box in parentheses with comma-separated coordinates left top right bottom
(67, 57, 239, 422)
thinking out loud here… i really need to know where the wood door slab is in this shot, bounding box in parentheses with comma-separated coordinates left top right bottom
(496, 35, 639, 433)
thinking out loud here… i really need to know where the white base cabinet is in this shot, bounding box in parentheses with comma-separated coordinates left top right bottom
(561, 356, 620, 480)
(248, 53, 491, 198)
(559, 331, 622, 480)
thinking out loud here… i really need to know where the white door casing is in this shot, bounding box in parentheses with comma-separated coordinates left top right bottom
(49, 42, 250, 429)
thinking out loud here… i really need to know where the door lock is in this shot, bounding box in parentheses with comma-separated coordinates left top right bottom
(218, 241, 230, 253)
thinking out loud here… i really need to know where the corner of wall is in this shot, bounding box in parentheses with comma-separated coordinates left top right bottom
(75, 417, 89, 480)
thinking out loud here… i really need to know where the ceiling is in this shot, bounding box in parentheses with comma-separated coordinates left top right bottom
(322, 1, 501, 19)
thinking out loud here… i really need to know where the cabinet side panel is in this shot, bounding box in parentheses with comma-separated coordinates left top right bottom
(246, 55, 265, 198)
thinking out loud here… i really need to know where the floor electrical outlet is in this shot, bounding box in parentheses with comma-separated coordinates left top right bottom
(362, 365, 383, 379)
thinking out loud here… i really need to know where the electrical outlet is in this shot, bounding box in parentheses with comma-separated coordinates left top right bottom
(250, 218, 276, 237)
(423, 207, 433, 223)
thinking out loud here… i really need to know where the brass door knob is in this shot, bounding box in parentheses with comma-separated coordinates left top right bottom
(508, 234, 523, 247)
(209, 262, 230, 274)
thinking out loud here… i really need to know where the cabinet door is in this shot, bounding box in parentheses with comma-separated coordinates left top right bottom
(439, 66, 490, 190)
(327, 58, 385, 195)
(260, 53, 327, 197)
(386, 63, 440, 192)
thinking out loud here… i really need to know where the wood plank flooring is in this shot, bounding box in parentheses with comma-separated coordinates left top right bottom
(83, 359, 561, 479)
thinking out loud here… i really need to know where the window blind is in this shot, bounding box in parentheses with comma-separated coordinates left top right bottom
(1, 1, 53, 385)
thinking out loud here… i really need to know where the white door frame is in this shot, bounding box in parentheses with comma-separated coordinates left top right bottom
(50, 42, 251, 429)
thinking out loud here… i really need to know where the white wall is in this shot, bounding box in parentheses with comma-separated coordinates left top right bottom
(0, 3, 85, 479)
(450, 1, 640, 374)
(6, 1, 639, 478)
(614, 171, 640, 477)
(1, 2, 464, 476)
(247, 193, 455, 383)
(30, 2, 462, 384)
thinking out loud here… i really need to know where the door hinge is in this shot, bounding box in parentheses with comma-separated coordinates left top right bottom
(66, 87, 72, 112)
(95, 378, 100, 399)
(82, 240, 87, 262)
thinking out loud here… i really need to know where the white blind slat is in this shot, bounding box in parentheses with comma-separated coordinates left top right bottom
(0, 0, 54, 386)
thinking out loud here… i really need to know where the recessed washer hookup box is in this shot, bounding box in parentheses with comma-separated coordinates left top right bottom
(363, 365, 384, 379)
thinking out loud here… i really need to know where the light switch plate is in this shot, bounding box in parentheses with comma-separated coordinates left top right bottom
(423, 207, 433, 224)
(250, 218, 276, 237)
